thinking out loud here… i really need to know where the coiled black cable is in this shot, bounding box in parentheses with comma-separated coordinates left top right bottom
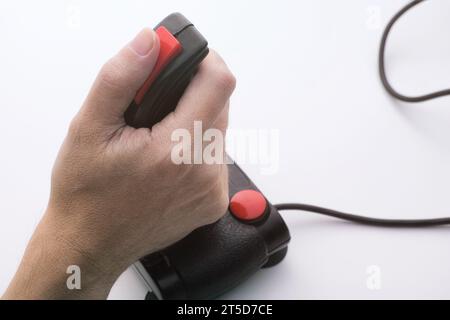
(276, 0, 450, 227)
(379, 0, 450, 102)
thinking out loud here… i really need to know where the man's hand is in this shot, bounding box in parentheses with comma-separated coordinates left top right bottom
(3, 27, 235, 299)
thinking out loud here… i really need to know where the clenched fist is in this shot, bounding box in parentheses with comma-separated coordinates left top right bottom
(3, 27, 235, 299)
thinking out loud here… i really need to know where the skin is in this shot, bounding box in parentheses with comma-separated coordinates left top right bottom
(2, 27, 235, 299)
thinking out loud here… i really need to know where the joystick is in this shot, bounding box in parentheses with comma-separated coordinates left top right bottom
(125, 13, 291, 300)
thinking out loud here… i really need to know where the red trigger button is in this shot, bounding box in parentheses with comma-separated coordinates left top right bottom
(230, 190, 268, 222)
(134, 26, 182, 105)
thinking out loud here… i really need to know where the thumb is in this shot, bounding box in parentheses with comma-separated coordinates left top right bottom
(80, 28, 160, 127)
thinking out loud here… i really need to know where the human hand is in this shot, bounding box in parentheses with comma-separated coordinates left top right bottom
(3, 27, 235, 299)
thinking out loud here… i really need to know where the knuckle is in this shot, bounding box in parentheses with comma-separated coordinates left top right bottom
(212, 66, 236, 93)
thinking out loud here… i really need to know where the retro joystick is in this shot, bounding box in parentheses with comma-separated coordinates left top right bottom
(125, 13, 291, 300)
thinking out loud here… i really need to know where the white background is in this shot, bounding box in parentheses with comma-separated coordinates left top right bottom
(1, 0, 450, 299)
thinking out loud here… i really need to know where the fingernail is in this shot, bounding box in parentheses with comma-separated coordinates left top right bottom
(129, 28, 156, 56)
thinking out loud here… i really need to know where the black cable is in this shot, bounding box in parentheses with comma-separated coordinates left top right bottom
(275, 203, 450, 227)
(379, 0, 450, 102)
(275, 1, 450, 228)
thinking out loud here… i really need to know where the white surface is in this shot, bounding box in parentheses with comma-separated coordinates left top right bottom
(1, 0, 450, 299)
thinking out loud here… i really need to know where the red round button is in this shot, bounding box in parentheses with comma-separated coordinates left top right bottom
(229, 190, 268, 222)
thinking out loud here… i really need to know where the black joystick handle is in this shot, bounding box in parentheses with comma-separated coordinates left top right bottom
(126, 13, 291, 300)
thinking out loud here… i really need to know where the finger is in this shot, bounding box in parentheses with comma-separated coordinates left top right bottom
(207, 101, 230, 163)
(80, 28, 160, 127)
(166, 50, 236, 133)
(212, 101, 230, 135)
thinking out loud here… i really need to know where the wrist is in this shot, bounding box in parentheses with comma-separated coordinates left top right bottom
(3, 209, 122, 299)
